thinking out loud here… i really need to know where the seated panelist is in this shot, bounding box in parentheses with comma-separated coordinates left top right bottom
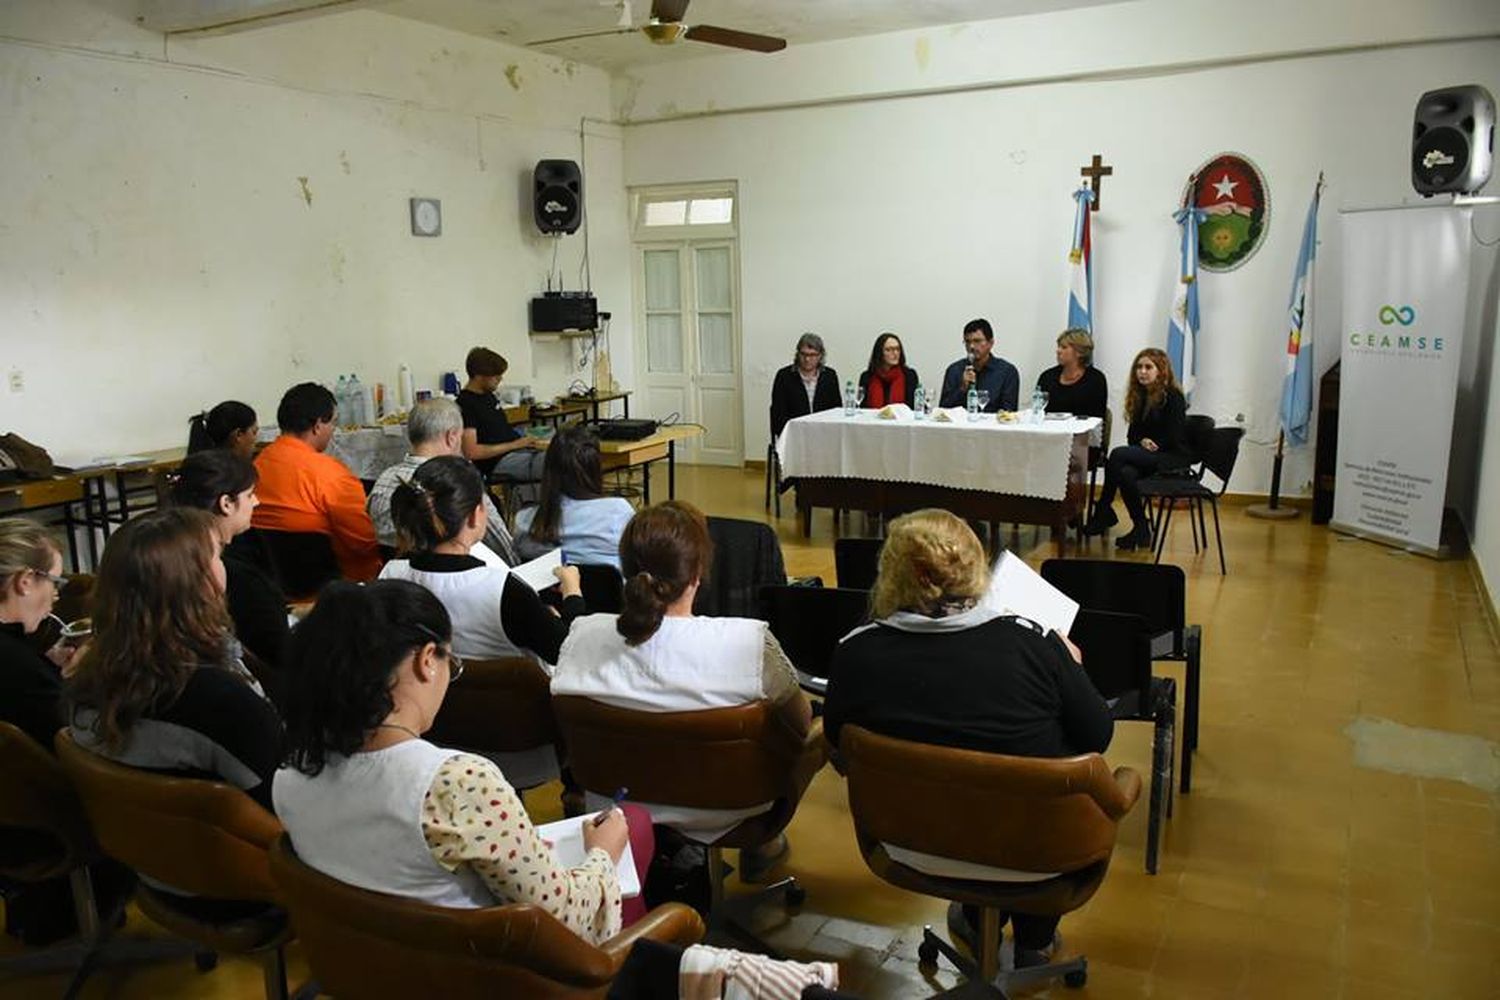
(770, 333, 841, 440)
(938, 318, 1019, 412)
(858, 332, 920, 409)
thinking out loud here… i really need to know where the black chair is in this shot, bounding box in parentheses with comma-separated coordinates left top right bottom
(1040, 559, 1203, 793)
(694, 517, 786, 619)
(576, 563, 625, 614)
(760, 585, 871, 695)
(1141, 426, 1244, 575)
(764, 409, 785, 519)
(833, 538, 883, 591)
(252, 529, 340, 601)
(1084, 407, 1113, 526)
(1069, 610, 1175, 874)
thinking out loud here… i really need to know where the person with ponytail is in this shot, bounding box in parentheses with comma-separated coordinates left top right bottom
(274, 579, 651, 941)
(169, 450, 289, 668)
(187, 400, 259, 458)
(552, 501, 811, 868)
(1083, 348, 1190, 550)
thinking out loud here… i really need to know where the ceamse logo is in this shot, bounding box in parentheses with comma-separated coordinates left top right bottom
(1349, 304, 1443, 352)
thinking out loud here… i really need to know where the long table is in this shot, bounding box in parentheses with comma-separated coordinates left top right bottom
(777, 408, 1098, 551)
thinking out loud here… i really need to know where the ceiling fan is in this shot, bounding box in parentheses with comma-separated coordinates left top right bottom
(528, 0, 786, 54)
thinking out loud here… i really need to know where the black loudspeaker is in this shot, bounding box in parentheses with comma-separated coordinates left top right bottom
(1412, 85, 1494, 196)
(534, 159, 583, 234)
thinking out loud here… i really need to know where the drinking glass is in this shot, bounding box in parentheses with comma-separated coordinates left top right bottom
(976, 389, 991, 412)
(854, 386, 866, 410)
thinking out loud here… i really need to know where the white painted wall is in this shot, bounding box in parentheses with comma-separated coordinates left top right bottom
(0, 0, 633, 463)
(1469, 239, 1500, 614)
(618, 0, 1500, 514)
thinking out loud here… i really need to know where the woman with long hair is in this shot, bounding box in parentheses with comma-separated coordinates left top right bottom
(274, 579, 649, 940)
(858, 332, 920, 409)
(1083, 348, 1189, 549)
(512, 426, 634, 568)
(187, 400, 259, 458)
(169, 450, 289, 667)
(66, 508, 281, 809)
(1034, 329, 1107, 418)
(824, 509, 1109, 969)
(552, 501, 811, 875)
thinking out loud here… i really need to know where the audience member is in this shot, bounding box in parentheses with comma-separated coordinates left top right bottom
(367, 398, 518, 564)
(552, 501, 811, 877)
(66, 508, 281, 810)
(0, 520, 72, 748)
(1084, 348, 1189, 550)
(187, 400, 259, 459)
(858, 332, 919, 409)
(823, 509, 1111, 968)
(456, 347, 545, 485)
(769, 333, 840, 440)
(513, 425, 634, 568)
(1035, 329, 1108, 419)
(168, 450, 289, 668)
(939, 318, 1019, 412)
(252, 382, 382, 581)
(273, 579, 649, 940)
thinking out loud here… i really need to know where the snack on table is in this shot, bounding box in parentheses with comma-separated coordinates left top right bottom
(878, 406, 897, 420)
(932, 410, 953, 423)
(997, 411, 1019, 423)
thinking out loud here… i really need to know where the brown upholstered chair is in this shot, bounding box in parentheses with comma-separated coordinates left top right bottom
(53, 730, 308, 1000)
(840, 726, 1141, 997)
(268, 833, 704, 999)
(424, 656, 561, 790)
(551, 697, 826, 949)
(0, 723, 197, 998)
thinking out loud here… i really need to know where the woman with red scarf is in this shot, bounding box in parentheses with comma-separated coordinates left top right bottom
(858, 333, 920, 409)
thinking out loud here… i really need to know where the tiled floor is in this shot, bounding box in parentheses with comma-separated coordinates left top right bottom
(4, 465, 1497, 998)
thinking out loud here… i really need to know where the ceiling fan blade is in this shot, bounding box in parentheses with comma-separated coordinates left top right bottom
(651, 0, 690, 23)
(527, 26, 637, 47)
(684, 24, 786, 53)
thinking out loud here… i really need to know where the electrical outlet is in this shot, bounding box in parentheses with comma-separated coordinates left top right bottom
(7, 370, 22, 393)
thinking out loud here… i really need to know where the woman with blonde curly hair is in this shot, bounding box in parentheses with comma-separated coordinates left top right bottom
(823, 509, 1111, 969)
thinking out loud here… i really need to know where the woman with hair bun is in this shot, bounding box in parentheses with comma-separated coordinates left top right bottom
(187, 400, 259, 458)
(552, 501, 811, 869)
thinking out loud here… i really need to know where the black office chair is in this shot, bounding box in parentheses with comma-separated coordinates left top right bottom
(1141, 426, 1244, 575)
(576, 563, 625, 614)
(695, 518, 787, 619)
(833, 538, 883, 591)
(1069, 610, 1175, 874)
(1040, 559, 1203, 793)
(1136, 415, 1213, 555)
(760, 585, 871, 695)
(252, 529, 340, 602)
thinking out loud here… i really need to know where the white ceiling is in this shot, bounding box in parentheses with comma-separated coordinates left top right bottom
(372, 0, 1132, 71)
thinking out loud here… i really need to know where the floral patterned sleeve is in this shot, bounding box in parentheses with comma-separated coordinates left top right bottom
(420, 753, 622, 944)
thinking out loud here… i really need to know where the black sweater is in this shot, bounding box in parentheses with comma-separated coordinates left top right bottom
(224, 547, 290, 668)
(824, 613, 1113, 759)
(1036, 365, 1108, 420)
(770, 365, 842, 439)
(0, 620, 64, 749)
(1127, 388, 1188, 463)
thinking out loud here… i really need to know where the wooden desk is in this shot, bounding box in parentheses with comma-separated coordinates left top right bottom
(598, 425, 703, 503)
(0, 475, 90, 570)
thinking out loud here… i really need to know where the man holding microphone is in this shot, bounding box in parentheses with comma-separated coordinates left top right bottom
(939, 318, 1019, 413)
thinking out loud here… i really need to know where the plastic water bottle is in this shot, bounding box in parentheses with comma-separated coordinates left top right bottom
(334, 375, 349, 425)
(843, 380, 856, 416)
(966, 386, 979, 421)
(348, 374, 367, 425)
(913, 386, 926, 419)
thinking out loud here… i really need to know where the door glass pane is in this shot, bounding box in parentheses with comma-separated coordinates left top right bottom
(643, 250, 680, 309)
(647, 315, 684, 373)
(698, 313, 734, 374)
(695, 247, 731, 311)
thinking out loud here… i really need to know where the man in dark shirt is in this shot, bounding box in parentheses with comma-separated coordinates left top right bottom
(456, 346, 545, 485)
(938, 318, 1020, 412)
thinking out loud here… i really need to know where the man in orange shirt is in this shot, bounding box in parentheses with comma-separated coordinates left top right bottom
(252, 382, 382, 581)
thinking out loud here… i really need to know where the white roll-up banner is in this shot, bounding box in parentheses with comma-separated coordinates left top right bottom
(1332, 208, 1471, 554)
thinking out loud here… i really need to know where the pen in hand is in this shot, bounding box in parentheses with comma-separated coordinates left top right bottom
(592, 787, 629, 826)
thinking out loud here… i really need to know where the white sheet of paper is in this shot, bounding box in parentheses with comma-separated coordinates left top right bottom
(509, 547, 564, 593)
(980, 551, 1079, 636)
(534, 812, 640, 898)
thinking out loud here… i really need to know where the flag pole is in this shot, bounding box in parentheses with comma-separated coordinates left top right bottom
(1248, 430, 1299, 519)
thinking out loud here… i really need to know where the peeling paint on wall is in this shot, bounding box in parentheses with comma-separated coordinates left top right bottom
(915, 36, 930, 72)
(329, 244, 346, 284)
(339, 150, 351, 175)
(504, 64, 522, 91)
(297, 176, 313, 206)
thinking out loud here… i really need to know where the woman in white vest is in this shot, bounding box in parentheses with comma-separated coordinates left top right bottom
(552, 501, 812, 879)
(273, 579, 654, 941)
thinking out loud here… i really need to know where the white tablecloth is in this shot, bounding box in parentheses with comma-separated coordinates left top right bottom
(327, 427, 409, 480)
(776, 407, 1100, 501)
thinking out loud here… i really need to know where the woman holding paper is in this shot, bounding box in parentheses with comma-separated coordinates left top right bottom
(821, 510, 1111, 967)
(380, 456, 584, 666)
(274, 579, 652, 941)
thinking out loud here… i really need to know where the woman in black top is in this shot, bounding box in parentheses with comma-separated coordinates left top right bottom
(169, 450, 290, 672)
(1083, 348, 1189, 550)
(770, 333, 841, 440)
(187, 400, 258, 458)
(857, 332, 920, 409)
(824, 509, 1111, 965)
(0, 519, 72, 749)
(1035, 329, 1107, 419)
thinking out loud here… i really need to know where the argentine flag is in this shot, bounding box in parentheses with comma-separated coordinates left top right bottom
(1167, 206, 1206, 398)
(1067, 187, 1094, 332)
(1279, 181, 1323, 445)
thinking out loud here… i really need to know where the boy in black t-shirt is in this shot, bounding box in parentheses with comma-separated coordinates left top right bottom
(456, 347, 545, 486)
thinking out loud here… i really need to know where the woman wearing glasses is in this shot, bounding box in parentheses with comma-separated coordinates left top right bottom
(274, 579, 648, 941)
(0, 518, 73, 749)
(770, 332, 841, 441)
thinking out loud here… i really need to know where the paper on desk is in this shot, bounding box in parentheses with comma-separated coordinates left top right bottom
(980, 551, 1078, 636)
(534, 813, 640, 898)
(510, 547, 564, 592)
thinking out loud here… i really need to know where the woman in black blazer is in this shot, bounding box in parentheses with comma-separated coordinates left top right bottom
(770, 333, 841, 439)
(857, 332, 920, 409)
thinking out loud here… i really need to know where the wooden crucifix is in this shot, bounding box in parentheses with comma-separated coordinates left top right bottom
(1080, 154, 1114, 211)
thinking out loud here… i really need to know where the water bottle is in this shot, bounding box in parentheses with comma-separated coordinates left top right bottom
(334, 375, 349, 425)
(843, 380, 856, 416)
(966, 386, 979, 421)
(348, 374, 367, 425)
(913, 386, 926, 419)
(1031, 387, 1046, 423)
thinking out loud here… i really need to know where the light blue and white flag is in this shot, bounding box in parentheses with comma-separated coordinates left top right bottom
(1167, 205, 1207, 398)
(1067, 187, 1094, 332)
(1278, 178, 1323, 445)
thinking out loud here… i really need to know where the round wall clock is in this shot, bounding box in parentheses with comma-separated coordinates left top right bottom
(410, 197, 442, 237)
